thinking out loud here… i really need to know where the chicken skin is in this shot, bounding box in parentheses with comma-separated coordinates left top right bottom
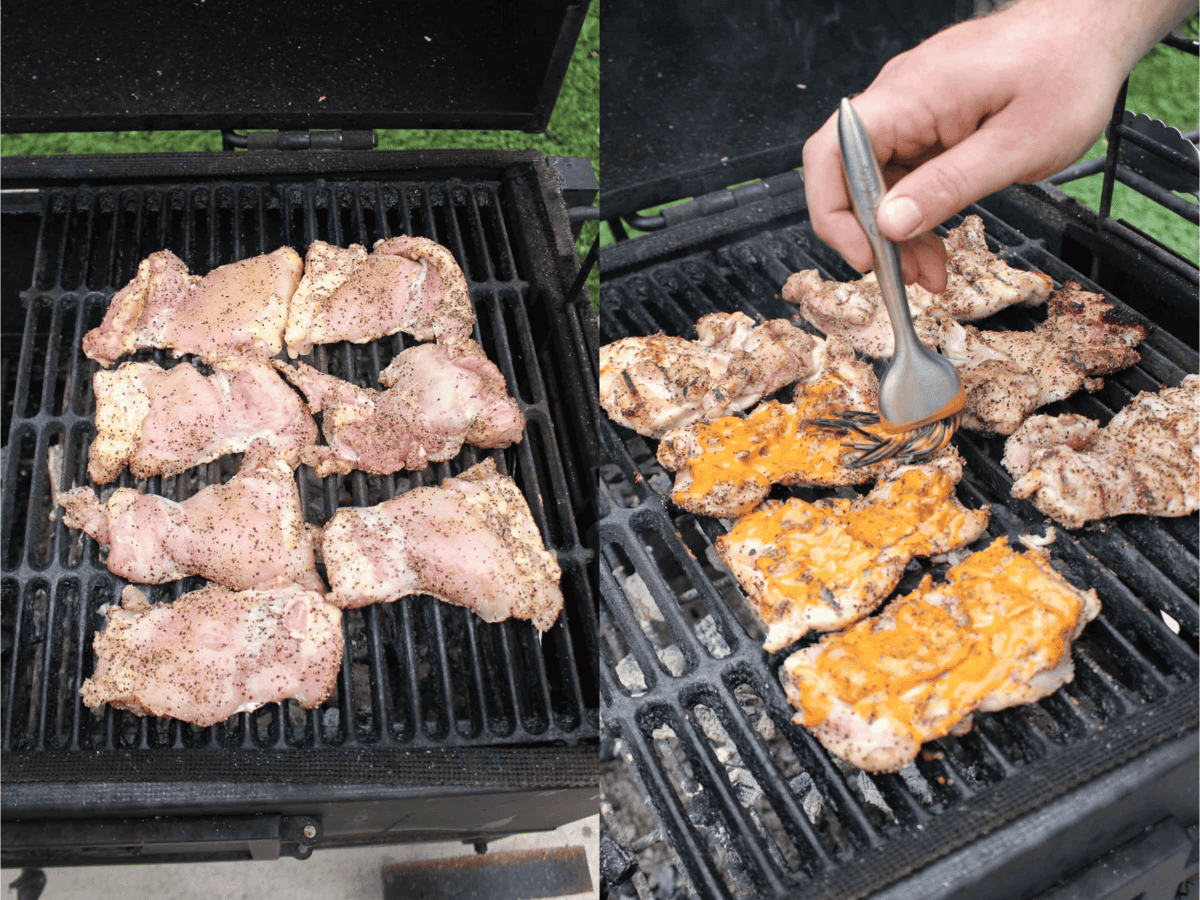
(284, 236, 475, 357)
(57, 444, 321, 592)
(600, 312, 826, 438)
(783, 215, 1052, 358)
(1003, 374, 1198, 528)
(275, 338, 524, 477)
(83, 247, 302, 366)
(321, 458, 562, 631)
(88, 357, 317, 484)
(80, 583, 343, 727)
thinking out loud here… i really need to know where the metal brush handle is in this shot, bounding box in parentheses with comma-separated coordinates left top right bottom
(837, 98, 921, 361)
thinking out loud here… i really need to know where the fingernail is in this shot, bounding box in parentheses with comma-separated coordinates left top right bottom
(880, 196, 922, 240)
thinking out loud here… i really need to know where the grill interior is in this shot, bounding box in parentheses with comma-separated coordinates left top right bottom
(598, 192, 1199, 899)
(1, 175, 600, 760)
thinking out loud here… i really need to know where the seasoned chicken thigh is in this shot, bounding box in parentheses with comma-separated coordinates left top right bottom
(88, 357, 317, 484)
(81, 583, 342, 727)
(284, 236, 474, 357)
(83, 247, 302, 366)
(784, 216, 1052, 358)
(782, 537, 1100, 772)
(57, 444, 321, 592)
(1003, 374, 1199, 528)
(599, 312, 826, 438)
(940, 283, 1147, 435)
(275, 338, 524, 477)
(322, 458, 563, 631)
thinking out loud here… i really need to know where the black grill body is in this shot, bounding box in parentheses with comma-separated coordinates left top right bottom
(1, 149, 600, 866)
(598, 182, 1198, 900)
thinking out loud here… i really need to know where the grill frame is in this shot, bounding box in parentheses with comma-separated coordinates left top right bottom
(597, 181, 1199, 900)
(1, 149, 600, 865)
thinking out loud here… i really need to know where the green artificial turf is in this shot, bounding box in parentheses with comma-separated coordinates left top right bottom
(601, 19, 1199, 268)
(1, 0, 600, 305)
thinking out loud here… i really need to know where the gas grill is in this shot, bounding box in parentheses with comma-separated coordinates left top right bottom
(598, 3, 1198, 898)
(1, 0, 600, 874)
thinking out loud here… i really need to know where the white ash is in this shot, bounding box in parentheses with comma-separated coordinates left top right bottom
(898, 762, 934, 805)
(46, 444, 63, 522)
(322, 707, 340, 730)
(657, 644, 687, 676)
(705, 544, 732, 574)
(616, 655, 648, 695)
(835, 757, 895, 819)
(789, 773, 825, 824)
(621, 573, 665, 622)
(694, 614, 731, 658)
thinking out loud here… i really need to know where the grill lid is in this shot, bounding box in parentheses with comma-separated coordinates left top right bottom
(1, 0, 585, 135)
(600, 0, 965, 219)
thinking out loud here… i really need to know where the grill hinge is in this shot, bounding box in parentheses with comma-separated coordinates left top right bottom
(221, 129, 378, 151)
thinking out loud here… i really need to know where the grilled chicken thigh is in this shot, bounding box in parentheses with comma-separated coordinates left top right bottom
(57, 445, 321, 592)
(658, 347, 959, 517)
(599, 312, 826, 438)
(284, 236, 474, 357)
(83, 247, 302, 366)
(88, 357, 317, 484)
(275, 338, 524, 477)
(1003, 374, 1199, 528)
(80, 583, 342, 727)
(784, 216, 1052, 358)
(940, 283, 1147, 435)
(782, 537, 1100, 772)
(717, 460, 989, 652)
(321, 458, 563, 631)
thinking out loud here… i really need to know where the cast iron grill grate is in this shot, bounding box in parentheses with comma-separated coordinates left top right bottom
(598, 197, 1198, 899)
(2, 177, 600, 757)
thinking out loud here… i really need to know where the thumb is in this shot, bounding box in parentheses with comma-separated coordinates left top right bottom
(876, 116, 1029, 242)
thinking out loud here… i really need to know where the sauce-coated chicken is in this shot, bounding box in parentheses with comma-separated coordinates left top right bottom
(88, 357, 318, 484)
(781, 537, 1100, 772)
(275, 339, 524, 477)
(322, 458, 562, 631)
(83, 247, 302, 366)
(80, 583, 343, 727)
(600, 312, 826, 438)
(717, 460, 989, 652)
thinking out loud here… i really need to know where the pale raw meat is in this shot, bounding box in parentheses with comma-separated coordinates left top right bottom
(1003, 374, 1199, 528)
(716, 459, 989, 652)
(783, 215, 1053, 358)
(781, 537, 1100, 772)
(82, 247, 302, 366)
(80, 583, 343, 727)
(88, 357, 317, 484)
(599, 311, 826, 438)
(322, 458, 562, 631)
(275, 338, 524, 477)
(284, 236, 474, 357)
(939, 283, 1148, 435)
(57, 445, 321, 592)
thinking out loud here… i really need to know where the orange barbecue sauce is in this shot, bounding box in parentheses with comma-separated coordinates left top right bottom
(785, 538, 1091, 746)
(720, 467, 986, 633)
(672, 385, 890, 509)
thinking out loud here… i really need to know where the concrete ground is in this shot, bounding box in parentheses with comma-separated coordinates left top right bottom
(2, 814, 599, 900)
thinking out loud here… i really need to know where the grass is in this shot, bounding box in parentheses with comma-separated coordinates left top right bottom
(1, 0, 600, 305)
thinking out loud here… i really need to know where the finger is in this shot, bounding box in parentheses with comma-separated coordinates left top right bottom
(908, 232, 949, 293)
(803, 112, 873, 272)
(875, 110, 1033, 242)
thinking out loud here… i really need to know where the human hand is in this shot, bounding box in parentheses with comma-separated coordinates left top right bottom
(802, 0, 1181, 293)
